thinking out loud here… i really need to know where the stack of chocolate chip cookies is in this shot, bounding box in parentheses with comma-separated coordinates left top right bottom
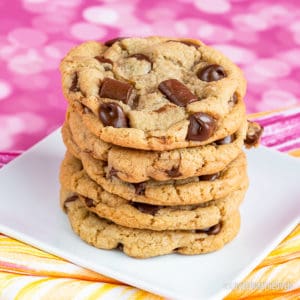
(59, 37, 263, 258)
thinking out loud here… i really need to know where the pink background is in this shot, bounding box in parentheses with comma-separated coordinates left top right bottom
(1, 0, 300, 152)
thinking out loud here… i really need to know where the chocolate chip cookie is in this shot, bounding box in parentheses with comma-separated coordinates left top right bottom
(60, 167, 247, 230)
(64, 109, 248, 182)
(60, 151, 248, 206)
(64, 198, 241, 258)
(60, 37, 246, 150)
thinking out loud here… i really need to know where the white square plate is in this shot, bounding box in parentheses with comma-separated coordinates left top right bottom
(0, 130, 299, 300)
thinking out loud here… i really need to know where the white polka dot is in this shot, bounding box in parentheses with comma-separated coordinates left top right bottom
(194, 0, 231, 14)
(56, 0, 82, 7)
(70, 22, 107, 40)
(258, 5, 290, 26)
(8, 27, 47, 48)
(289, 20, 300, 33)
(13, 74, 49, 90)
(213, 44, 256, 64)
(8, 50, 44, 75)
(24, 0, 47, 3)
(197, 24, 233, 42)
(120, 22, 153, 36)
(0, 115, 24, 135)
(233, 14, 268, 31)
(44, 45, 61, 59)
(257, 89, 298, 111)
(83, 6, 119, 25)
(262, 89, 297, 103)
(0, 43, 19, 60)
(293, 31, 300, 45)
(174, 22, 189, 35)
(18, 112, 46, 133)
(246, 59, 290, 79)
(0, 80, 12, 100)
(277, 49, 300, 66)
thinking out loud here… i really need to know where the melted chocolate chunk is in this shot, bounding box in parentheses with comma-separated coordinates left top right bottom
(70, 73, 80, 92)
(84, 197, 95, 208)
(99, 78, 133, 104)
(196, 223, 222, 235)
(199, 172, 220, 181)
(116, 243, 124, 251)
(132, 202, 160, 215)
(64, 195, 78, 208)
(229, 92, 238, 106)
(99, 103, 128, 128)
(95, 56, 113, 65)
(65, 195, 78, 202)
(158, 79, 198, 107)
(245, 121, 264, 147)
(104, 37, 127, 47)
(215, 134, 235, 145)
(186, 113, 217, 141)
(197, 64, 226, 82)
(108, 167, 118, 178)
(166, 166, 182, 178)
(134, 182, 146, 195)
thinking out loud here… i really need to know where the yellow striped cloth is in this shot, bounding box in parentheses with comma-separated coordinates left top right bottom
(0, 109, 299, 299)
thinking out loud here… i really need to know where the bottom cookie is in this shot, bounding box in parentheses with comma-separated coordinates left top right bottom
(64, 198, 241, 258)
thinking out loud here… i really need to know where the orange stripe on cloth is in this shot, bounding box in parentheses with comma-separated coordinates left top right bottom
(0, 272, 163, 300)
(0, 234, 120, 284)
(288, 149, 300, 157)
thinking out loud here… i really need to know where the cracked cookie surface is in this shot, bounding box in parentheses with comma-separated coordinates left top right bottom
(60, 171, 247, 231)
(63, 109, 247, 182)
(60, 37, 246, 150)
(60, 151, 248, 206)
(64, 198, 241, 258)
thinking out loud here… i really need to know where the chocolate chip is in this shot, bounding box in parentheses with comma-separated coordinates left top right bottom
(116, 243, 124, 251)
(196, 223, 222, 235)
(166, 166, 182, 178)
(99, 103, 128, 128)
(229, 92, 238, 106)
(199, 172, 220, 181)
(99, 78, 133, 105)
(215, 135, 235, 145)
(132, 202, 160, 215)
(84, 197, 95, 208)
(108, 167, 118, 178)
(64, 195, 78, 209)
(186, 113, 217, 141)
(134, 182, 146, 195)
(70, 73, 80, 92)
(131, 95, 139, 110)
(197, 64, 226, 82)
(104, 37, 127, 47)
(158, 79, 198, 107)
(63, 195, 78, 210)
(95, 56, 113, 65)
(245, 121, 264, 147)
(129, 54, 152, 64)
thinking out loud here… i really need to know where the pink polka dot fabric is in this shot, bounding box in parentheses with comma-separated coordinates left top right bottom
(1, 0, 300, 152)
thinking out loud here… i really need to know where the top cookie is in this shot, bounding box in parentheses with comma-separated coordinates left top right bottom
(60, 36, 246, 150)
